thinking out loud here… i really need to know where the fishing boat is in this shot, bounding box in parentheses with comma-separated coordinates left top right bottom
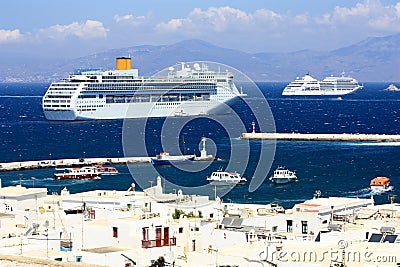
(93, 165, 119, 175)
(206, 169, 247, 185)
(269, 167, 297, 184)
(54, 166, 100, 180)
(150, 152, 195, 165)
(370, 176, 390, 190)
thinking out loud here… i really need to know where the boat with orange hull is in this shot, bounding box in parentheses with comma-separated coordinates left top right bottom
(370, 176, 390, 190)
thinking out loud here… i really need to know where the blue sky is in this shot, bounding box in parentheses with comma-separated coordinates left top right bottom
(1, 0, 400, 58)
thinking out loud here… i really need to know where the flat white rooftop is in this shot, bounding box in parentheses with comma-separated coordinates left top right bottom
(0, 185, 47, 197)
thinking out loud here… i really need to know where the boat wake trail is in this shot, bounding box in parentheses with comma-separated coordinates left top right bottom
(343, 186, 394, 198)
(370, 186, 394, 195)
(343, 187, 372, 198)
(353, 142, 400, 146)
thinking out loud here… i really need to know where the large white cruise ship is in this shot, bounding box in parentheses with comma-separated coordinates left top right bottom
(42, 58, 245, 120)
(282, 72, 363, 96)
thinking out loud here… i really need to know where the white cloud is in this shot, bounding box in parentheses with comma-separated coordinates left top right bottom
(157, 1, 400, 35)
(38, 20, 108, 40)
(114, 14, 134, 23)
(294, 14, 309, 25)
(151, 1, 400, 52)
(113, 14, 151, 27)
(397, 3, 400, 17)
(315, 0, 400, 31)
(2, 1, 400, 54)
(0, 29, 23, 43)
(157, 6, 283, 34)
(253, 9, 282, 22)
(159, 18, 188, 31)
(332, 2, 371, 21)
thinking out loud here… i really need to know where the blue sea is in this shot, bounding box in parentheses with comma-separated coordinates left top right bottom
(0, 82, 399, 208)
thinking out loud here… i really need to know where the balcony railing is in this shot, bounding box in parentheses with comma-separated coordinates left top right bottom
(141, 237, 176, 248)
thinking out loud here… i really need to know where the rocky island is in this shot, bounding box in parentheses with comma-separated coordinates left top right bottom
(384, 83, 400, 91)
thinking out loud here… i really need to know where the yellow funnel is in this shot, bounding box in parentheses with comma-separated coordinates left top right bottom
(116, 57, 131, 70)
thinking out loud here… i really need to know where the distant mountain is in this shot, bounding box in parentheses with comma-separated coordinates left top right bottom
(1, 34, 399, 82)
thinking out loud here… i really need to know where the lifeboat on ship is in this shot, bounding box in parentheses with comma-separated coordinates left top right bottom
(370, 176, 390, 190)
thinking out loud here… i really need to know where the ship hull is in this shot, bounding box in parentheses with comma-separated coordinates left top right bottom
(270, 178, 297, 184)
(54, 174, 100, 180)
(207, 180, 245, 186)
(151, 156, 195, 165)
(282, 87, 361, 96)
(45, 97, 240, 121)
(44, 110, 78, 121)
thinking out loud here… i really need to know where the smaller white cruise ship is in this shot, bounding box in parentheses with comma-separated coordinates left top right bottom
(282, 72, 363, 96)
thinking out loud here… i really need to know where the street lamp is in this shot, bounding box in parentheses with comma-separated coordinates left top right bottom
(18, 173, 23, 186)
(44, 220, 49, 258)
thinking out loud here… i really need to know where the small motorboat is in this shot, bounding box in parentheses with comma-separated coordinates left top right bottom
(206, 169, 247, 185)
(370, 176, 390, 190)
(269, 167, 297, 184)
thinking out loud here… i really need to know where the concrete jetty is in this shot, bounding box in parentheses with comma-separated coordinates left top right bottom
(0, 156, 151, 172)
(240, 132, 400, 142)
(0, 154, 215, 172)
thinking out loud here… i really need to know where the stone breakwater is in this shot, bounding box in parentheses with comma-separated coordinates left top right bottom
(0, 155, 214, 172)
(240, 132, 400, 142)
(0, 157, 151, 172)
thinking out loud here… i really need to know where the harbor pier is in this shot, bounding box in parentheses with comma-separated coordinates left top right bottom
(0, 153, 215, 172)
(240, 132, 400, 142)
(0, 156, 151, 172)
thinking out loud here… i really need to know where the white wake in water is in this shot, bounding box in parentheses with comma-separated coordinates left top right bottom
(343, 186, 394, 198)
(352, 142, 400, 146)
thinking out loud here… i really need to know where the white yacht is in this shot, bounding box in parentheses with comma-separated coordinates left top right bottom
(206, 169, 247, 185)
(282, 72, 363, 96)
(42, 58, 245, 120)
(269, 167, 297, 184)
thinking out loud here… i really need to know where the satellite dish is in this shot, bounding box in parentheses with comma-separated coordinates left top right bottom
(193, 63, 200, 70)
(168, 67, 174, 71)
